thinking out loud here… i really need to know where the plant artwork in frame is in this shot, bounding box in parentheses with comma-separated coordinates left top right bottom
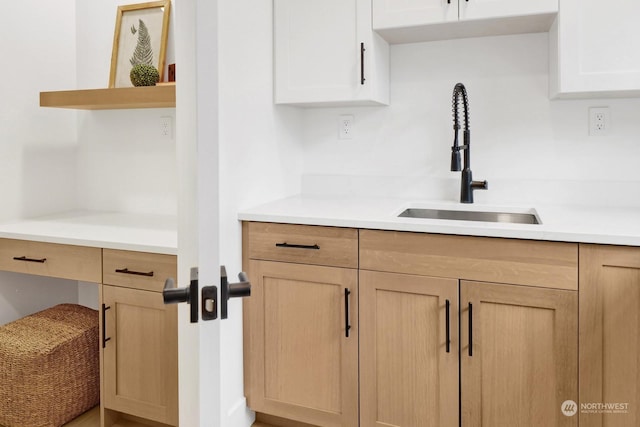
(109, 1, 171, 88)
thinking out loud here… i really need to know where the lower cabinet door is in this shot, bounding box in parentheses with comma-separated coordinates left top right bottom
(460, 281, 578, 427)
(579, 244, 640, 427)
(359, 270, 459, 427)
(246, 260, 358, 427)
(102, 285, 178, 426)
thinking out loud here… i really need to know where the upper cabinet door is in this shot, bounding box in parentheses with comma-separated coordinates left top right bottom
(373, 0, 557, 43)
(373, 0, 458, 29)
(551, 0, 640, 97)
(461, 0, 557, 21)
(274, 0, 389, 106)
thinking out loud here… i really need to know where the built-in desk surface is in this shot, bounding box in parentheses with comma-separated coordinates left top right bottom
(0, 211, 177, 255)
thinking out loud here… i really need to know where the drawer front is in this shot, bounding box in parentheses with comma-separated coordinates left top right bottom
(246, 222, 358, 268)
(103, 249, 177, 292)
(0, 238, 102, 282)
(360, 230, 578, 290)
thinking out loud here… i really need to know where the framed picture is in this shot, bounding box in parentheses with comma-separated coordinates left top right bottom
(109, 1, 171, 88)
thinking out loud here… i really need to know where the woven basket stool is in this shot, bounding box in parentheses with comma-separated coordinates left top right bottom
(0, 304, 99, 427)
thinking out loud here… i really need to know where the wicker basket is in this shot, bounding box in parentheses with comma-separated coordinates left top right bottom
(0, 304, 100, 427)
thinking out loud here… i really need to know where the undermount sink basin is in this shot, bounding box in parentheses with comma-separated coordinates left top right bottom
(398, 208, 540, 225)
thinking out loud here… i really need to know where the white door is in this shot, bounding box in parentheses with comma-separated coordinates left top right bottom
(174, 0, 252, 426)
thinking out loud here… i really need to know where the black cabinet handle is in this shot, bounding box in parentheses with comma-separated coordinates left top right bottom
(345, 288, 351, 338)
(115, 268, 154, 277)
(445, 299, 451, 353)
(13, 256, 46, 263)
(360, 42, 366, 85)
(275, 242, 320, 250)
(102, 304, 111, 348)
(468, 302, 473, 356)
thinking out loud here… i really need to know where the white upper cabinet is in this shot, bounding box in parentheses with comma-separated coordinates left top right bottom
(373, 0, 458, 29)
(373, 0, 558, 43)
(460, 0, 557, 21)
(274, 0, 389, 106)
(550, 0, 640, 98)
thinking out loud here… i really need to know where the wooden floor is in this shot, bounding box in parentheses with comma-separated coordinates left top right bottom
(64, 407, 99, 427)
(0, 407, 99, 427)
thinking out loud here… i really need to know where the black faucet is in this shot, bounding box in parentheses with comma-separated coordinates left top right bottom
(450, 83, 488, 203)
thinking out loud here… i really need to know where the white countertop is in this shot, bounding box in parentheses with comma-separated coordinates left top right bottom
(238, 195, 640, 246)
(0, 211, 178, 255)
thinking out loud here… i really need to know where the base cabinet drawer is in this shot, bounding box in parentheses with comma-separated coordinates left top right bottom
(245, 222, 358, 269)
(103, 249, 176, 291)
(0, 238, 101, 282)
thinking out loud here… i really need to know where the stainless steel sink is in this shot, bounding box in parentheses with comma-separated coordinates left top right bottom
(398, 208, 540, 225)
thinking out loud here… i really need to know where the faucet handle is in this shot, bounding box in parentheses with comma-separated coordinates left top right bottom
(471, 180, 488, 190)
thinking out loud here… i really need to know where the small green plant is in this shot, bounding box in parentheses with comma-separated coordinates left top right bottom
(130, 64, 159, 86)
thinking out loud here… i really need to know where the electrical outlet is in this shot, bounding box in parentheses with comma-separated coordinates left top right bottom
(160, 116, 173, 140)
(339, 115, 354, 140)
(589, 107, 611, 136)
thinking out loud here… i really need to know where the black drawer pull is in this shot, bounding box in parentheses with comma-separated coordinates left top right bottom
(275, 242, 320, 250)
(115, 268, 154, 277)
(13, 256, 47, 263)
(102, 304, 111, 348)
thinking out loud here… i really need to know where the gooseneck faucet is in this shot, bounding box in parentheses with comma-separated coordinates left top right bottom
(451, 83, 488, 203)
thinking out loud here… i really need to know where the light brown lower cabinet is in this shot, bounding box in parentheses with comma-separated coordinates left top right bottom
(460, 281, 577, 427)
(102, 285, 178, 427)
(359, 272, 578, 427)
(100, 249, 179, 427)
(244, 223, 581, 427)
(246, 259, 358, 427)
(359, 270, 459, 427)
(579, 244, 640, 427)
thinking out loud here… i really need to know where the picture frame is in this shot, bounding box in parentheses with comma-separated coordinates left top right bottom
(109, 1, 171, 88)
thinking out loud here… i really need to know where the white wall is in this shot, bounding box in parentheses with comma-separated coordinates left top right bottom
(75, 0, 177, 215)
(0, 1, 78, 222)
(218, 0, 302, 423)
(301, 33, 640, 207)
(0, 1, 80, 324)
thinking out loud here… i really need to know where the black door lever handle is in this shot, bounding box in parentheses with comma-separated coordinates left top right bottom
(221, 266, 251, 319)
(162, 267, 199, 323)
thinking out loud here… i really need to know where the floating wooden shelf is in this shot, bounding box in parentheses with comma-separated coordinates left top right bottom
(40, 85, 176, 110)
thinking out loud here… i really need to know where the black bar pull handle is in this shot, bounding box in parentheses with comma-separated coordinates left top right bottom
(13, 256, 47, 263)
(445, 299, 451, 353)
(115, 268, 154, 277)
(102, 304, 111, 348)
(345, 288, 351, 338)
(275, 242, 320, 250)
(468, 302, 473, 356)
(360, 42, 366, 85)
